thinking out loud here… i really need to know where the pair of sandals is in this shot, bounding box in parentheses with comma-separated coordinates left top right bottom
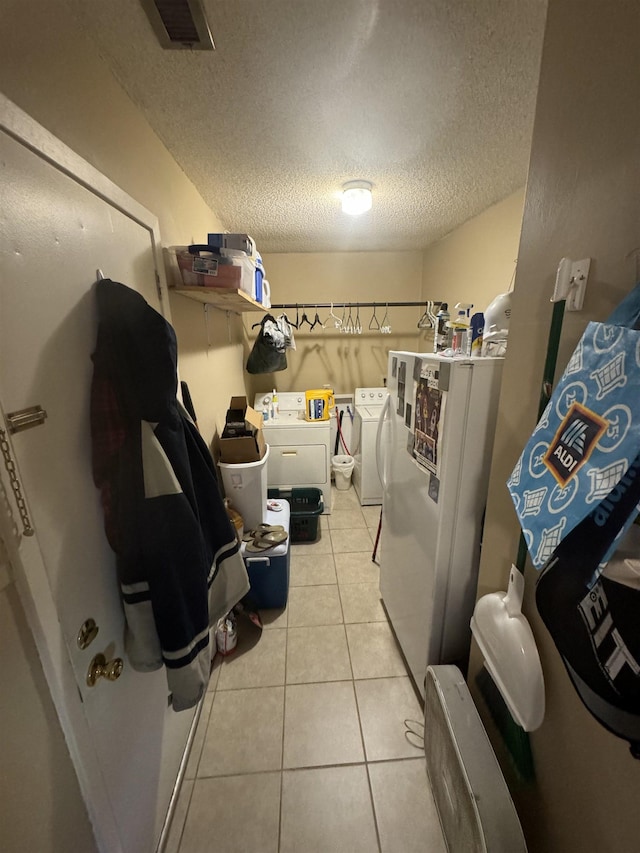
(243, 523, 288, 553)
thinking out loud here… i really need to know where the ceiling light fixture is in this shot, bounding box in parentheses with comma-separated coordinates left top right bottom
(341, 180, 373, 215)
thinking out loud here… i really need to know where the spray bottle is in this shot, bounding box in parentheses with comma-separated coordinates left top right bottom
(272, 388, 279, 418)
(434, 302, 450, 353)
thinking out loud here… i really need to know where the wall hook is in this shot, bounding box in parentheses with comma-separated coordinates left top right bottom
(552, 256, 590, 311)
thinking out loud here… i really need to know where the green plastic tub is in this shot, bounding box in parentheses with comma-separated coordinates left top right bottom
(267, 487, 324, 543)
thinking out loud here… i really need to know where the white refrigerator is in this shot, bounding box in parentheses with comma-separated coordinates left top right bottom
(376, 351, 504, 698)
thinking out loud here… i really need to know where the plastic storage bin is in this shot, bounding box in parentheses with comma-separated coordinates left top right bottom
(267, 487, 323, 543)
(241, 501, 290, 608)
(173, 245, 255, 295)
(219, 445, 270, 530)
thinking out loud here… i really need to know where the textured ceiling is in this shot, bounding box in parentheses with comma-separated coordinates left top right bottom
(65, 0, 547, 253)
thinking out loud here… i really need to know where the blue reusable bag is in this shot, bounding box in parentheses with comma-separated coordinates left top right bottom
(508, 282, 640, 569)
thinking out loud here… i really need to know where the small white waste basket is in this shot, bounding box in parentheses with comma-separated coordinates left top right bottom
(219, 445, 270, 529)
(332, 454, 355, 491)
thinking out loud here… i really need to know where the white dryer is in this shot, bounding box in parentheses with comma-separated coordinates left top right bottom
(254, 392, 332, 513)
(352, 387, 388, 506)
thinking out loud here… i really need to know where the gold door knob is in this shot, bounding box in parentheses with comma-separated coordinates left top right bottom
(86, 653, 124, 687)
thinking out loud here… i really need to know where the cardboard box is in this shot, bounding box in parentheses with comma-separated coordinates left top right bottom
(207, 233, 256, 256)
(219, 396, 266, 463)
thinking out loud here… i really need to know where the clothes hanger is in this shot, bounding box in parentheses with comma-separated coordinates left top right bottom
(354, 304, 362, 335)
(381, 306, 388, 334)
(328, 302, 342, 329)
(309, 305, 325, 331)
(380, 303, 391, 334)
(369, 303, 381, 331)
(277, 308, 298, 330)
(299, 307, 313, 329)
(417, 302, 432, 329)
(344, 305, 354, 334)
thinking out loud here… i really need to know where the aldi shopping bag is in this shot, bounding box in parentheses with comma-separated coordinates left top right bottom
(508, 281, 640, 568)
(536, 450, 640, 756)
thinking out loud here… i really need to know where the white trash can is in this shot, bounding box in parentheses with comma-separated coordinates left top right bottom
(219, 444, 270, 529)
(332, 454, 355, 491)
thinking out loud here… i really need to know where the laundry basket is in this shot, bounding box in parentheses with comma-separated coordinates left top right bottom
(332, 454, 355, 491)
(267, 488, 323, 543)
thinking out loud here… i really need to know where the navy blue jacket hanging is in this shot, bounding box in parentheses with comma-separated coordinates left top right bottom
(90, 279, 248, 711)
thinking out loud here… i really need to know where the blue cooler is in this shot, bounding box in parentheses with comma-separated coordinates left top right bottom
(241, 500, 290, 608)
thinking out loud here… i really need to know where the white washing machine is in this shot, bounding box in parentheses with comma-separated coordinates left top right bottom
(254, 391, 332, 513)
(352, 387, 388, 506)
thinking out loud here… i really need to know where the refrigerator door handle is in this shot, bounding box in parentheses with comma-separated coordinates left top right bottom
(376, 394, 392, 491)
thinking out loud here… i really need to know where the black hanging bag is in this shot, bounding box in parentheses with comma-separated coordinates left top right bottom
(246, 314, 287, 374)
(536, 451, 640, 756)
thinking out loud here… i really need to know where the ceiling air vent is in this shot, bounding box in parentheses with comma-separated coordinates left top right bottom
(141, 0, 215, 50)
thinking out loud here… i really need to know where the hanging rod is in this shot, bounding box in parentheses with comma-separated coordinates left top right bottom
(270, 301, 441, 310)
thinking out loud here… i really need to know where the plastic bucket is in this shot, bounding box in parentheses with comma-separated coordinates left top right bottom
(332, 454, 355, 491)
(219, 445, 270, 529)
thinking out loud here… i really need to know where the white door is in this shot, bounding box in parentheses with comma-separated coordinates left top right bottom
(0, 98, 193, 852)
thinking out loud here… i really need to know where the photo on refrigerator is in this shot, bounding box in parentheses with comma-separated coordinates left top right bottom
(413, 359, 445, 474)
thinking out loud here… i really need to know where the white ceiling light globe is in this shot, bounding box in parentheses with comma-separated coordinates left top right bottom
(341, 180, 373, 215)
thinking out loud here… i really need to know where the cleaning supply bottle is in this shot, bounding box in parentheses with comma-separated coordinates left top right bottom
(469, 312, 484, 357)
(434, 302, 450, 353)
(450, 302, 473, 356)
(448, 308, 468, 356)
(272, 388, 279, 418)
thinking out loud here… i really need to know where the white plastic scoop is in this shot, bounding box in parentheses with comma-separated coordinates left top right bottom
(470, 566, 545, 732)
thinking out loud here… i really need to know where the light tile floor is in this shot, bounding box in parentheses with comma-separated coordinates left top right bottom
(167, 486, 446, 853)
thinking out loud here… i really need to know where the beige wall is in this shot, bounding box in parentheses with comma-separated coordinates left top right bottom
(256, 251, 424, 395)
(0, 2, 247, 848)
(259, 195, 526, 400)
(421, 189, 525, 313)
(472, 2, 640, 851)
(0, 0, 248, 448)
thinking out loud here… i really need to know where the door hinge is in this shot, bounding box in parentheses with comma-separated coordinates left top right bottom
(5, 406, 47, 434)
